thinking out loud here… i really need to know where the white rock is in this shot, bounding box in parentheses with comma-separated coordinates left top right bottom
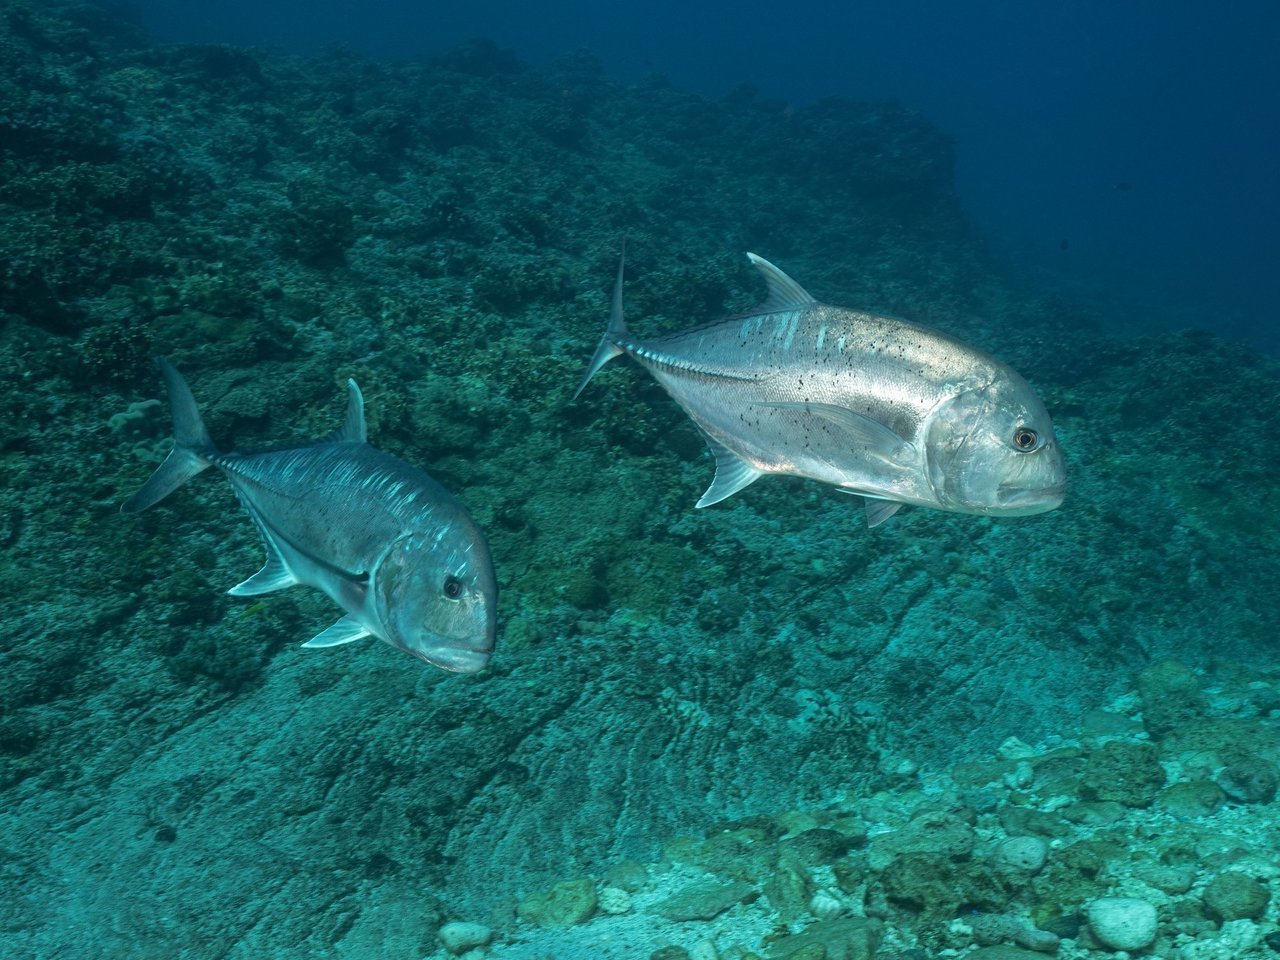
(808, 888, 846, 920)
(996, 835, 1048, 873)
(597, 885, 632, 915)
(438, 921, 492, 956)
(689, 941, 721, 960)
(997, 736, 1037, 760)
(1087, 897, 1158, 951)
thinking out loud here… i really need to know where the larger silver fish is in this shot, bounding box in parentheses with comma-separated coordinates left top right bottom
(122, 359, 497, 672)
(576, 253, 1066, 526)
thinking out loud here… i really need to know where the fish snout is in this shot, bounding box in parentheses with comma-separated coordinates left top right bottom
(423, 645, 493, 674)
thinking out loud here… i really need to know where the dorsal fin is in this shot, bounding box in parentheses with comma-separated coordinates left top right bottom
(332, 379, 367, 443)
(746, 253, 817, 312)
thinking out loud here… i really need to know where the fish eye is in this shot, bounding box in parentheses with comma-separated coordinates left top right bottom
(1012, 427, 1039, 451)
(442, 575, 465, 601)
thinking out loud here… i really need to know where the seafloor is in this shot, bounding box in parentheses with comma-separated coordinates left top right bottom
(2, 2, 1279, 958)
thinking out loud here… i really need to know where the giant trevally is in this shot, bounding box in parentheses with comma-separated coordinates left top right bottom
(575, 253, 1066, 526)
(122, 359, 497, 672)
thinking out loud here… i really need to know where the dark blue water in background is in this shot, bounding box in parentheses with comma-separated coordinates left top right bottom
(128, 0, 1280, 349)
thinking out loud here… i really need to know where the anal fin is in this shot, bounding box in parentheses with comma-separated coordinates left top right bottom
(228, 556, 299, 596)
(301, 615, 371, 648)
(695, 433, 764, 508)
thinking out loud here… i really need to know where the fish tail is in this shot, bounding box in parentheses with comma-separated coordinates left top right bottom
(572, 247, 629, 400)
(120, 358, 218, 514)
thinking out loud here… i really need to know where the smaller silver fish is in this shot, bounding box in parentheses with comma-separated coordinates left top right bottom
(122, 359, 497, 673)
(575, 251, 1066, 526)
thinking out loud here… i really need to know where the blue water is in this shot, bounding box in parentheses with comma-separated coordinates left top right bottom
(131, 0, 1280, 348)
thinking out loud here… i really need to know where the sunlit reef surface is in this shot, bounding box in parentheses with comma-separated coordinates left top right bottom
(2, 2, 1279, 957)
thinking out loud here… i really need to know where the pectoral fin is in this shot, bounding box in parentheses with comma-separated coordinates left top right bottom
(863, 499, 904, 528)
(302, 615, 371, 648)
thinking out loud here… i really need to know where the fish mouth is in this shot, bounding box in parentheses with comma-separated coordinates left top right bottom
(417, 646, 492, 674)
(997, 480, 1067, 514)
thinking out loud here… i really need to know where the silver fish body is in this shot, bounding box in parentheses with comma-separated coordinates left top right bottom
(122, 359, 496, 672)
(576, 253, 1066, 526)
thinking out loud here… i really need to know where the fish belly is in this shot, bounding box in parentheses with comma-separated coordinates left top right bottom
(649, 366, 924, 501)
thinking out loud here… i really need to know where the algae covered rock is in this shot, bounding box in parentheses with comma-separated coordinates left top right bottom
(871, 809, 976, 864)
(1217, 757, 1279, 803)
(437, 920, 492, 955)
(764, 862, 814, 923)
(516, 877, 598, 927)
(1137, 660, 1205, 737)
(654, 880, 756, 921)
(1081, 740, 1166, 807)
(1157, 780, 1225, 818)
(604, 858, 650, 892)
(994, 835, 1047, 874)
(1202, 871, 1270, 921)
(879, 853, 1010, 917)
(765, 918, 880, 960)
(967, 947, 1057, 960)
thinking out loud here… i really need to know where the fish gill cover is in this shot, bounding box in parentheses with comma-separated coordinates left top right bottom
(0, 1, 1278, 957)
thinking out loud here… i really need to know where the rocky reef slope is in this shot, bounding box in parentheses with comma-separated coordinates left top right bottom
(1, 2, 1277, 956)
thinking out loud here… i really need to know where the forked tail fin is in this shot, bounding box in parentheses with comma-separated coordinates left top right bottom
(572, 247, 629, 400)
(120, 358, 218, 514)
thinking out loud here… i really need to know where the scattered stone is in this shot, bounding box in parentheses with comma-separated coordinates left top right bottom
(780, 828, 854, 866)
(1081, 708, 1138, 738)
(880, 853, 1008, 918)
(970, 913, 1024, 946)
(968, 948, 1055, 960)
(777, 810, 823, 836)
(665, 829, 775, 879)
(517, 878, 598, 927)
(1137, 659, 1205, 737)
(438, 921, 492, 956)
(1157, 780, 1225, 818)
(995, 836, 1047, 874)
(1135, 862, 1197, 894)
(764, 918, 880, 960)
(1217, 758, 1279, 803)
(1013, 926, 1060, 953)
(1087, 896, 1158, 951)
(1081, 741, 1167, 807)
(654, 880, 755, 921)
(689, 941, 722, 960)
(809, 889, 846, 921)
(604, 858, 649, 892)
(998, 736, 1037, 760)
(1180, 919, 1266, 960)
(1202, 871, 1270, 921)
(1003, 760, 1034, 789)
(830, 816, 869, 845)
(831, 856, 865, 895)
(765, 863, 813, 923)
(1060, 800, 1125, 826)
(999, 806, 1070, 837)
(598, 885, 632, 915)
(872, 810, 976, 863)
(651, 947, 692, 960)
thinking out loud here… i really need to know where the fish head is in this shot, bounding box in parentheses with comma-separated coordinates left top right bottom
(924, 378, 1066, 517)
(371, 525, 498, 673)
